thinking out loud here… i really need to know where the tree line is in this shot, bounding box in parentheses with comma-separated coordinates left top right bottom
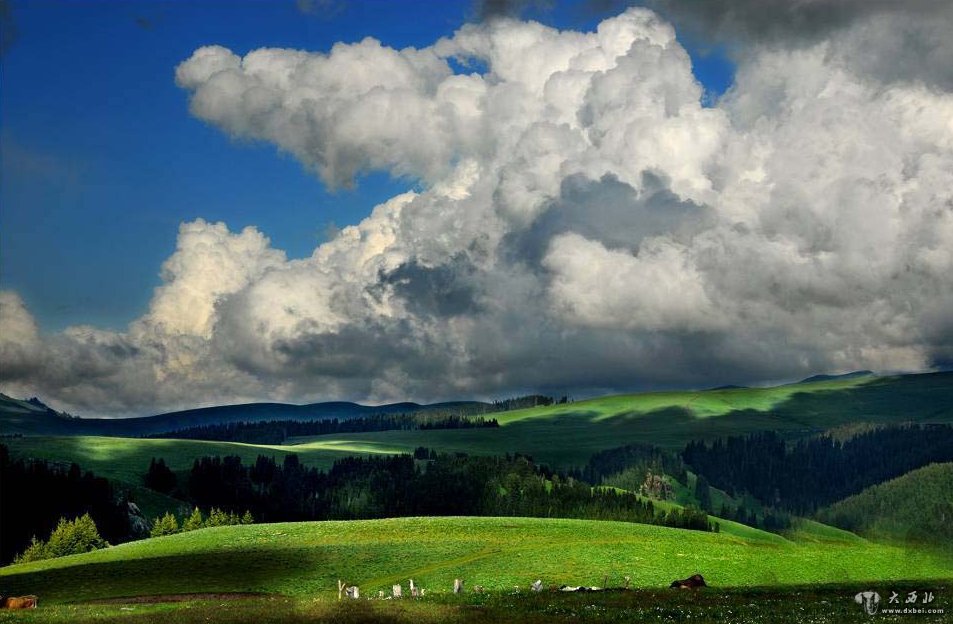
(572, 443, 688, 486)
(177, 450, 715, 532)
(148, 414, 499, 445)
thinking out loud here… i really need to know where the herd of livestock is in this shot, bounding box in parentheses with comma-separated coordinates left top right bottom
(337, 574, 708, 600)
(1, 574, 707, 610)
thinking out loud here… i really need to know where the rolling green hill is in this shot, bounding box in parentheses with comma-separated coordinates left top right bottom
(285, 372, 953, 468)
(4, 373, 951, 482)
(816, 463, 953, 544)
(1, 517, 950, 605)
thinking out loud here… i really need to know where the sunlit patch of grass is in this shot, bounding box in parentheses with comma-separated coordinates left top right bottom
(494, 375, 876, 425)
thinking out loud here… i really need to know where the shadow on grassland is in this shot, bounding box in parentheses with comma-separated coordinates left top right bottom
(0, 547, 324, 604)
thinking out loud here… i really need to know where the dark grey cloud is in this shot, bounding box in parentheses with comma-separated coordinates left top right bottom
(505, 172, 710, 268)
(476, 0, 553, 21)
(639, 0, 953, 89)
(639, 0, 947, 44)
(380, 254, 483, 318)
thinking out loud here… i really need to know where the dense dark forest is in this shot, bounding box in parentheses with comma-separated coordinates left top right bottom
(0, 445, 133, 565)
(491, 394, 570, 410)
(149, 414, 499, 444)
(574, 443, 688, 485)
(180, 451, 714, 531)
(683, 424, 953, 514)
(573, 442, 791, 532)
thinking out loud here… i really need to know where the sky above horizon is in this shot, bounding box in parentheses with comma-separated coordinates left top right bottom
(2, 0, 952, 416)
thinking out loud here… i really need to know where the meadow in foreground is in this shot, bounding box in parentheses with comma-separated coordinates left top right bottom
(1, 517, 950, 604)
(1, 583, 950, 624)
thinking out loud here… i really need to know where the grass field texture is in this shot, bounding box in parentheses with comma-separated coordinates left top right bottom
(1, 517, 950, 605)
(3, 582, 951, 624)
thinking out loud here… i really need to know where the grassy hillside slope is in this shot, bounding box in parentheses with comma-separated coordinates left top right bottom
(1, 517, 950, 605)
(816, 463, 953, 544)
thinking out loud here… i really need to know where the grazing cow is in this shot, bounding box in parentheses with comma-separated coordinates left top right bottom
(1, 595, 38, 609)
(670, 574, 707, 589)
(531, 580, 543, 592)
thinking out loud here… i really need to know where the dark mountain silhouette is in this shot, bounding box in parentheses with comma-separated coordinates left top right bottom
(799, 370, 874, 384)
(0, 394, 488, 437)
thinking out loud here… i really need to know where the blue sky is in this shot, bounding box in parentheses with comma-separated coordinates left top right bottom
(1, 0, 732, 333)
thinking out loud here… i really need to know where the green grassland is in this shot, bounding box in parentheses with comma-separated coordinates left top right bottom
(817, 463, 953, 544)
(3, 582, 951, 624)
(1, 517, 950, 605)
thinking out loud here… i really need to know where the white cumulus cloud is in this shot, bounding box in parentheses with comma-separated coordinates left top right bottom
(3, 6, 953, 415)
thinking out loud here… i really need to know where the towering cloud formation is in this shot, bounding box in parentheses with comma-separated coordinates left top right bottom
(2, 7, 952, 415)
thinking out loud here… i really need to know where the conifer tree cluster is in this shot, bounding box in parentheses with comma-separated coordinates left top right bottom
(150, 507, 253, 538)
(14, 513, 107, 564)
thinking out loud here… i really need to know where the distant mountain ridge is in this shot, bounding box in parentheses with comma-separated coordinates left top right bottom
(0, 394, 489, 437)
(799, 370, 874, 384)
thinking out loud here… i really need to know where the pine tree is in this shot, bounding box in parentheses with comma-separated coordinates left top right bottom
(241, 510, 254, 525)
(45, 514, 108, 558)
(694, 474, 712, 512)
(16, 514, 107, 563)
(182, 507, 204, 532)
(14, 536, 47, 564)
(150, 512, 179, 537)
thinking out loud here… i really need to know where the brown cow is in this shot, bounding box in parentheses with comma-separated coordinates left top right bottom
(1, 595, 38, 609)
(670, 574, 707, 589)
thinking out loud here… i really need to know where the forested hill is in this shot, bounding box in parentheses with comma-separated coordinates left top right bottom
(816, 462, 953, 544)
(0, 395, 489, 437)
